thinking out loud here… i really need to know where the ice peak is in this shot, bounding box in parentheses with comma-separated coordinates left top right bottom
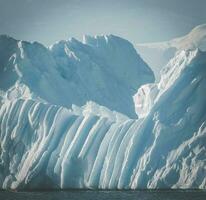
(82, 34, 133, 48)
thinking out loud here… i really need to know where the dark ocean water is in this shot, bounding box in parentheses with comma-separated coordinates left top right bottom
(0, 190, 206, 200)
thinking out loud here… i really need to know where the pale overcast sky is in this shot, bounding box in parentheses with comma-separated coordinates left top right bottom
(0, 0, 206, 46)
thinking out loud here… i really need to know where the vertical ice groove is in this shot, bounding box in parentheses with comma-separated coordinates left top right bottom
(11, 99, 32, 140)
(9, 101, 36, 171)
(54, 115, 84, 175)
(83, 118, 114, 187)
(25, 107, 69, 185)
(130, 120, 163, 189)
(106, 120, 134, 188)
(88, 123, 120, 188)
(0, 101, 12, 140)
(7, 100, 22, 133)
(28, 101, 39, 128)
(118, 119, 144, 188)
(11, 104, 58, 188)
(108, 120, 135, 188)
(2, 100, 25, 155)
(29, 102, 47, 130)
(0, 101, 13, 179)
(60, 115, 98, 188)
(78, 117, 109, 159)
(87, 120, 134, 188)
(106, 122, 131, 188)
(100, 124, 125, 188)
(47, 114, 78, 185)
(5, 100, 18, 136)
(0, 103, 6, 139)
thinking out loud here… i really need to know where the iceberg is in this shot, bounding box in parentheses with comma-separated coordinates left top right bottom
(0, 34, 205, 190)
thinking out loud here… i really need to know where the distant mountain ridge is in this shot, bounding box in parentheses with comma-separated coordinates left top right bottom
(136, 24, 206, 80)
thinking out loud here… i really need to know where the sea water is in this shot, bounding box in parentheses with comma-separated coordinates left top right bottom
(0, 190, 206, 200)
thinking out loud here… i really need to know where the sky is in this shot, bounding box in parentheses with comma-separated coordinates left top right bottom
(0, 0, 206, 46)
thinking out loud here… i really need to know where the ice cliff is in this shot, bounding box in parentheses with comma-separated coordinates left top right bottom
(0, 34, 206, 189)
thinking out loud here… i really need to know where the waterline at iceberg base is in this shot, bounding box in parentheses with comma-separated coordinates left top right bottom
(0, 34, 205, 190)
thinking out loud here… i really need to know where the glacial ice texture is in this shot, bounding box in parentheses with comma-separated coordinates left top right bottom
(0, 34, 206, 189)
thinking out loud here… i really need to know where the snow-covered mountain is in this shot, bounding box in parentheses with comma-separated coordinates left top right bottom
(0, 34, 206, 190)
(137, 24, 206, 80)
(0, 34, 154, 118)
